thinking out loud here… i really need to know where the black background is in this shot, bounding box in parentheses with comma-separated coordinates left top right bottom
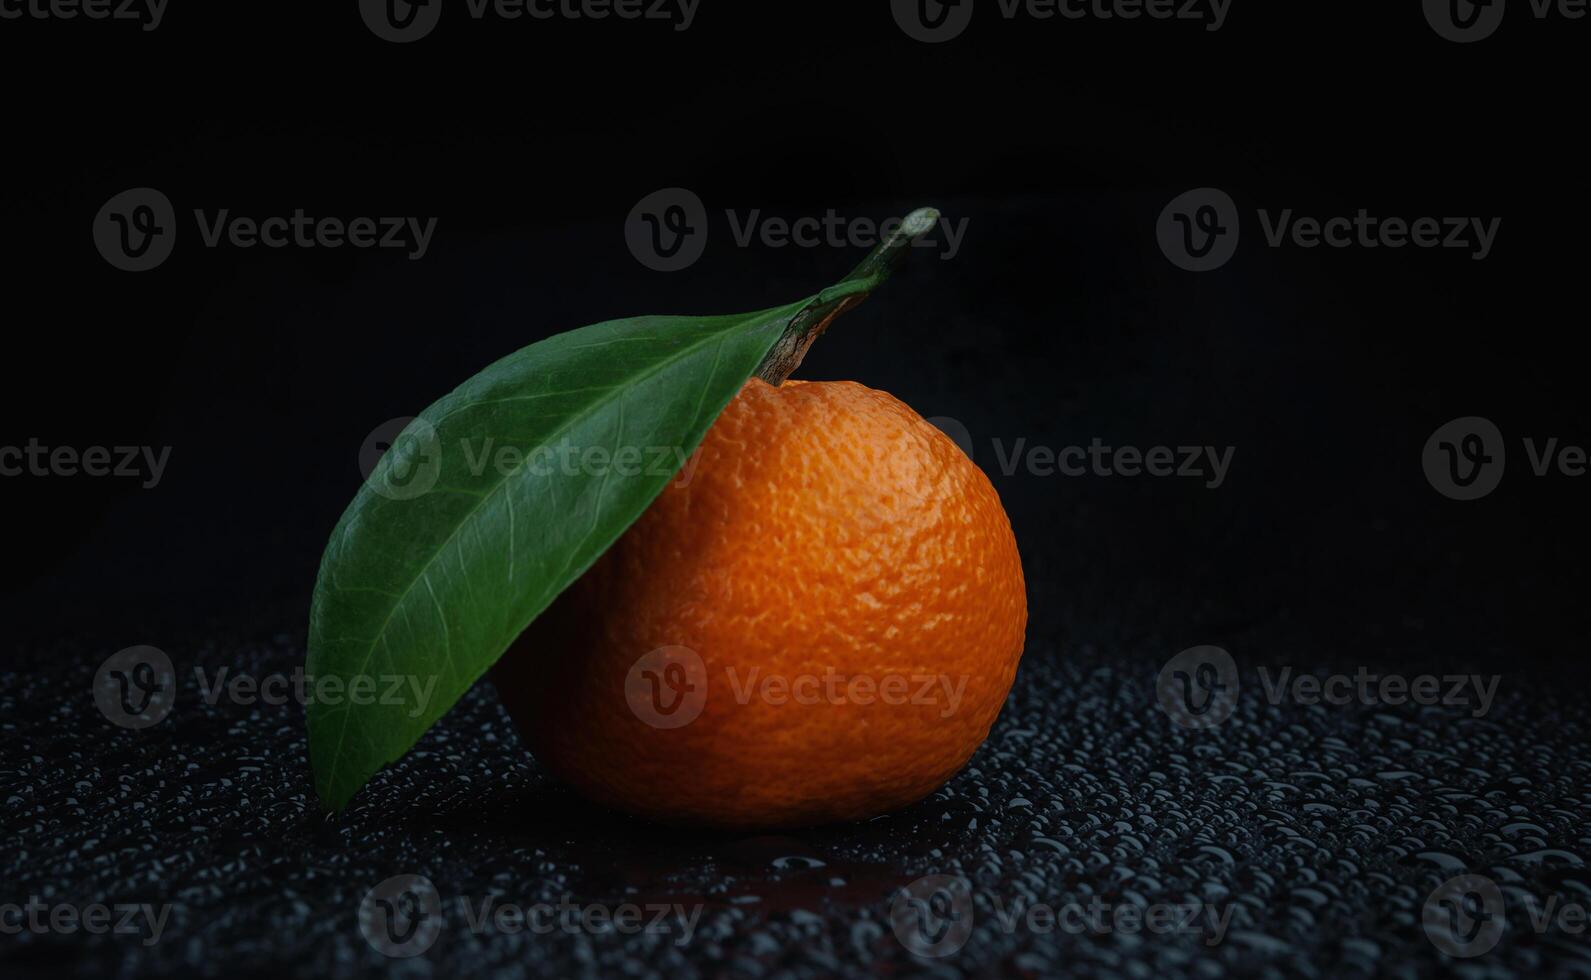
(3, 2, 1589, 977)
(4, 3, 1587, 660)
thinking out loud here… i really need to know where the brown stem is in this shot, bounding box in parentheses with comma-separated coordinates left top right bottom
(754, 207, 941, 385)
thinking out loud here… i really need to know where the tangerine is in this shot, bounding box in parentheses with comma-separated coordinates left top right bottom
(496, 376, 1026, 830)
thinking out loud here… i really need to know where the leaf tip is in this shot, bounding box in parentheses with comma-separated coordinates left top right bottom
(900, 206, 940, 239)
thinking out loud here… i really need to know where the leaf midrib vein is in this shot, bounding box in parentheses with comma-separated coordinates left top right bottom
(318, 317, 775, 797)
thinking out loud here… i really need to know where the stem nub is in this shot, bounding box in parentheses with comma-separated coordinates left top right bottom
(754, 207, 941, 385)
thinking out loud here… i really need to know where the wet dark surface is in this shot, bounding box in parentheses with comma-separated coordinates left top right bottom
(4, 4, 1589, 977)
(4, 610, 1588, 979)
(6, 180, 1586, 975)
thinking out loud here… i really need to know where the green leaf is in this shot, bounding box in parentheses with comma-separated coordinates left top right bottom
(306, 207, 942, 811)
